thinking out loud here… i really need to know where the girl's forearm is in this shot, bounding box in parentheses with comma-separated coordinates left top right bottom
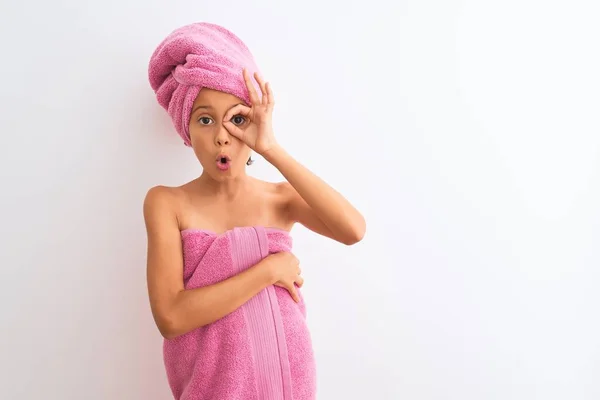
(263, 144, 366, 243)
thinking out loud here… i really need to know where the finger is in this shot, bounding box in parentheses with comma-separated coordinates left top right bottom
(254, 73, 268, 105)
(223, 121, 244, 140)
(243, 68, 260, 105)
(295, 275, 304, 288)
(265, 82, 274, 107)
(223, 104, 251, 123)
(287, 284, 300, 303)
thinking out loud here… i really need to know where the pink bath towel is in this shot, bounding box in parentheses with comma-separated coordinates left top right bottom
(148, 22, 261, 147)
(163, 226, 316, 400)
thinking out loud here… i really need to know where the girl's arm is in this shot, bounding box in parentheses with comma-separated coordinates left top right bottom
(221, 69, 365, 245)
(265, 145, 366, 245)
(143, 186, 299, 339)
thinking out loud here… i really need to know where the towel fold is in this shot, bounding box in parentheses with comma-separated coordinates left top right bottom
(164, 226, 316, 400)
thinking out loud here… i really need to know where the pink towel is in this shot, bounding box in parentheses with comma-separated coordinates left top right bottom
(163, 226, 317, 400)
(148, 22, 261, 147)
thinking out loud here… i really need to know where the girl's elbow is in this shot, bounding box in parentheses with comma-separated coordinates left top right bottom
(157, 315, 179, 340)
(157, 311, 209, 339)
(155, 309, 186, 340)
(344, 222, 366, 245)
(344, 234, 363, 246)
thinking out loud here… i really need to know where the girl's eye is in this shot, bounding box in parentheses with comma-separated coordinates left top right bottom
(231, 115, 246, 126)
(198, 117, 213, 125)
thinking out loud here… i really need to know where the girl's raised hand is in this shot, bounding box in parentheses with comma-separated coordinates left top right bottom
(223, 68, 278, 156)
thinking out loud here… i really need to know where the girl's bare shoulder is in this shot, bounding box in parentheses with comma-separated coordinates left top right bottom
(142, 182, 196, 222)
(144, 184, 188, 205)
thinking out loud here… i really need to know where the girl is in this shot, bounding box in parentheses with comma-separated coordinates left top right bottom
(144, 22, 365, 400)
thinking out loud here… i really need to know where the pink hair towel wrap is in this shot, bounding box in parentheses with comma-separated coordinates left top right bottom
(148, 22, 261, 146)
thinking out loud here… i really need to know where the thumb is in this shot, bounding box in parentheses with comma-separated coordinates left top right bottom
(223, 121, 244, 140)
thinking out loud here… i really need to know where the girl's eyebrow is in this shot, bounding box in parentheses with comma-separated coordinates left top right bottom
(191, 103, 243, 115)
(191, 105, 212, 114)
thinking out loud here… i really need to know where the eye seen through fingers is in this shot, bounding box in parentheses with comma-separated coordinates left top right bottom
(230, 115, 246, 126)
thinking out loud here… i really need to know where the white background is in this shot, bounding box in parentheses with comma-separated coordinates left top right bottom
(1, 0, 599, 399)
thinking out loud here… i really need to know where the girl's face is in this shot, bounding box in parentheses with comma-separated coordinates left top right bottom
(188, 88, 252, 179)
